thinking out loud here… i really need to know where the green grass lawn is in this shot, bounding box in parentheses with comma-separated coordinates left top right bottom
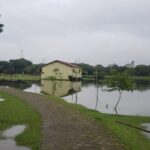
(0, 92, 41, 150)
(50, 95, 150, 150)
(0, 74, 40, 81)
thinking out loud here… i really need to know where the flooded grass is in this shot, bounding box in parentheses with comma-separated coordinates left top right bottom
(0, 92, 41, 150)
(0, 125, 30, 150)
(50, 95, 150, 150)
(0, 98, 5, 102)
(141, 123, 150, 139)
(2, 125, 26, 138)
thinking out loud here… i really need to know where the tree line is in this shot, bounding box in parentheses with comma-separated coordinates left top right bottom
(78, 63, 150, 78)
(0, 58, 43, 75)
(0, 59, 150, 77)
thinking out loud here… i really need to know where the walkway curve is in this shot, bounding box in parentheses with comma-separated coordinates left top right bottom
(0, 87, 125, 150)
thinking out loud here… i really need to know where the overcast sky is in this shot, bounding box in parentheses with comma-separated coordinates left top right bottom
(0, 0, 150, 66)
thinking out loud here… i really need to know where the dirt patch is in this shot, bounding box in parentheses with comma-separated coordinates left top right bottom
(0, 87, 125, 150)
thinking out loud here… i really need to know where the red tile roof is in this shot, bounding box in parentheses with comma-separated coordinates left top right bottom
(43, 60, 79, 68)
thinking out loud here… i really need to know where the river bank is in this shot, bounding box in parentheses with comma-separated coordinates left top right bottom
(0, 87, 150, 149)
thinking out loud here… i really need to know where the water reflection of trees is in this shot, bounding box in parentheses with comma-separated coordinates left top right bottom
(134, 80, 150, 91)
(82, 79, 150, 92)
(0, 80, 34, 90)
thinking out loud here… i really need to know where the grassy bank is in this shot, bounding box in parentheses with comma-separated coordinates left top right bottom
(50, 95, 150, 150)
(106, 75, 150, 81)
(0, 92, 41, 150)
(132, 76, 150, 81)
(0, 74, 40, 81)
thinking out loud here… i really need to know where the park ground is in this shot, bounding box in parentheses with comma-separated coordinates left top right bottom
(0, 87, 150, 150)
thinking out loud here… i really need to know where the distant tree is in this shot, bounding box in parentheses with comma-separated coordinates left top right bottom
(0, 61, 13, 73)
(135, 65, 150, 76)
(94, 65, 105, 80)
(106, 70, 134, 114)
(9, 58, 32, 73)
(23, 64, 43, 75)
(125, 61, 135, 76)
(79, 63, 95, 75)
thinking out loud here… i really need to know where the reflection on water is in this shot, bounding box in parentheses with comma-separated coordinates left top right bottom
(135, 80, 150, 91)
(141, 123, 150, 139)
(24, 84, 41, 94)
(0, 79, 150, 116)
(0, 125, 30, 150)
(64, 81, 150, 116)
(0, 80, 32, 90)
(41, 80, 81, 97)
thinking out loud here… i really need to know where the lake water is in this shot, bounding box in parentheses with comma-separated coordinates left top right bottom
(0, 80, 150, 116)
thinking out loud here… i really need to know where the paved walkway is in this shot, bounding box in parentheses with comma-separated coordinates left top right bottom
(0, 87, 125, 150)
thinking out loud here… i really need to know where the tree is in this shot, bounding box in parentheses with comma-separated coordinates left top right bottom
(135, 65, 150, 76)
(0, 61, 13, 73)
(106, 70, 134, 114)
(79, 63, 95, 75)
(9, 58, 32, 73)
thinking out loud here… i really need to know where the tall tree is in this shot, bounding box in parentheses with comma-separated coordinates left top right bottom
(106, 70, 134, 114)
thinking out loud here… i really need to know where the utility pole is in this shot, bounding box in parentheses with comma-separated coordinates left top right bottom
(95, 65, 99, 110)
(0, 15, 4, 33)
(20, 50, 23, 59)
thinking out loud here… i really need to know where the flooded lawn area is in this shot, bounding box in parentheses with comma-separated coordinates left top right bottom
(0, 95, 5, 102)
(0, 125, 30, 150)
(141, 123, 150, 139)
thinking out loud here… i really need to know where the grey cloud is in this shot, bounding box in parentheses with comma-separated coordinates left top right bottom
(0, 0, 150, 65)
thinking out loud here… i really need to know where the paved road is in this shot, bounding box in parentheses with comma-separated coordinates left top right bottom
(0, 87, 125, 150)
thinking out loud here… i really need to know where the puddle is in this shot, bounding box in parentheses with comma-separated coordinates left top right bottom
(141, 123, 150, 139)
(0, 139, 30, 150)
(0, 95, 5, 102)
(0, 125, 30, 150)
(2, 125, 26, 138)
(0, 98, 5, 102)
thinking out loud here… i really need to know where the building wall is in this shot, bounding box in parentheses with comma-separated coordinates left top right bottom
(41, 62, 82, 80)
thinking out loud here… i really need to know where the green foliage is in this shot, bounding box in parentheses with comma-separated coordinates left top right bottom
(79, 63, 95, 75)
(49, 95, 150, 150)
(107, 70, 134, 92)
(0, 58, 150, 78)
(0, 92, 41, 150)
(10, 58, 32, 73)
(0, 74, 40, 81)
(106, 70, 134, 113)
(135, 65, 150, 76)
(0, 58, 43, 75)
(45, 76, 56, 80)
